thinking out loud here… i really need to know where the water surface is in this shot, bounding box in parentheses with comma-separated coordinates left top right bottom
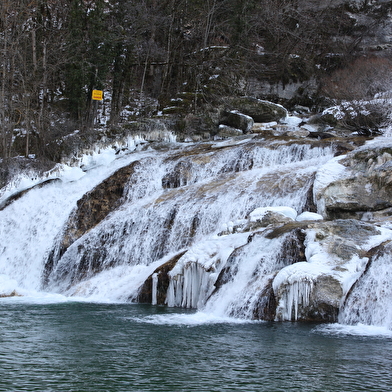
(1, 302, 391, 391)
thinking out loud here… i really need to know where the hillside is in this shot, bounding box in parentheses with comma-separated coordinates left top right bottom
(0, 0, 392, 167)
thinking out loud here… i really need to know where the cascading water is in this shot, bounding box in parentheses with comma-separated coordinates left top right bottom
(0, 137, 333, 301)
(45, 139, 334, 300)
(339, 241, 392, 329)
(6, 133, 389, 327)
(202, 232, 291, 319)
(0, 145, 152, 294)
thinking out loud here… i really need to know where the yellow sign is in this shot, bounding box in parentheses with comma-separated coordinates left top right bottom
(92, 90, 103, 101)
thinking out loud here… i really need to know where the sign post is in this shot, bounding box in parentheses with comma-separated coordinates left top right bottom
(92, 90, 103, 101)
(87, 90, 104, 131)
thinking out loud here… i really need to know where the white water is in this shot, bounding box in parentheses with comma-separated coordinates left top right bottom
(39, 139, 333, 298)
(0, 138, 326, 294)
(339, 242, 392, 330)
(0, 147, 151, 294)
(3, 133, 392, 331)
(130, 311, 259, 326)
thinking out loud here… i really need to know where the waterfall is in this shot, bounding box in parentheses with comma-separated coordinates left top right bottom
(0, 135, 338, 311)
(0, 144, 152, 294)
(339, 242, 392, 329)
(41, 139, 334, 297)
(202, 233, 290, 319)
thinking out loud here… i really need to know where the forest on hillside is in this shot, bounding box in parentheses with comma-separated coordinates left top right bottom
(1, 0, 392, 161)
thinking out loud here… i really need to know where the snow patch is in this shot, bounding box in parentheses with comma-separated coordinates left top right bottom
(296, 212, 323, 221)
(249, 206, 297, 222)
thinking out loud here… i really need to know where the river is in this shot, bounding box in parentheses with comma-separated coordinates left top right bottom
(1, 300, 391, 392)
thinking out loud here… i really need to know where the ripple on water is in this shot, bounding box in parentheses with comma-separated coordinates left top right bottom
(1, 303, 392, 392)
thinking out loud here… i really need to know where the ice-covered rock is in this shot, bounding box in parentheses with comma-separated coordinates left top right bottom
(245, 206, 297, 231)
(273, 219, 392, 321)
(249, 206, 298, 221)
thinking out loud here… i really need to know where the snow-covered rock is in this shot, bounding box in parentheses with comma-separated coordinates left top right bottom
(227, 96, 287, 123)
(219, 110, 254, 133)
(296, 212, 323, 221)
(273, 219, 392, 321)
(315, 139, 392, 219)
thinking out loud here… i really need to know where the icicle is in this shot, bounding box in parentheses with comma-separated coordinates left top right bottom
(167, 262, 209, 309)
(151, 273, 158, 305)
(166, 251, 229, 310)
(281, 280, 314, 321)
(165, 280, 175, 307)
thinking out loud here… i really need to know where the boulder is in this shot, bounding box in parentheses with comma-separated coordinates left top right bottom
(274, 266, 341, 322)
(321, 102, 386, 136)
(216, 124, 243, 138)
(245, 206, 297, 231)
(273, 219, 387, 322)
(219, 110, 254, 133)
(227, 96, 287, 123)
(296, 212, 323, 221)
(308, 131, 336, 139)
(315, 141, 392, 219)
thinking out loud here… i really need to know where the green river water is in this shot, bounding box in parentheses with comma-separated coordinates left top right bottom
(1, 301, 391, 392)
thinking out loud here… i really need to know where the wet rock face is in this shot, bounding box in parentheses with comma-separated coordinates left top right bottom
(308, 275, 341, 321)
(252, 279, 277, 321)
(62, 161, 139, 250)
(43, 161, 139, 284)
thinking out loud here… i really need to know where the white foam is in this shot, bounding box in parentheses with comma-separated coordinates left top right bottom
(0, 290, 92, 305)
(130, 311, 260, 326)
(314, 323, 392, 338)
